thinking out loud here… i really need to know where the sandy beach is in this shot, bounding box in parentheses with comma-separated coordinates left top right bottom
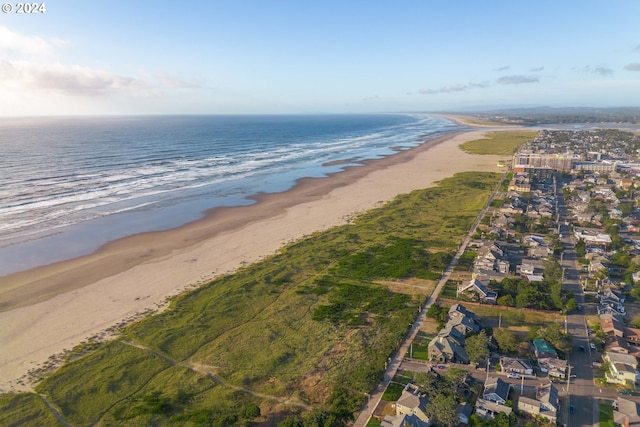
(0, 127, 510, 392)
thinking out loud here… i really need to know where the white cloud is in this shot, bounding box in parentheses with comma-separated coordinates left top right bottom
(419, 82, 490, 95)
(0, 60, 147, 96)
(582, 65, 614, 76)
(0, 25, 65, 57)
(497, 75, 539, 85)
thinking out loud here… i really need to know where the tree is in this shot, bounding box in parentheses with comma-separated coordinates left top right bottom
(566, 297, 577, 311)
(426, 303, 449, 329)
(493, 328, 518, 353)
(465, 330, 490, 363)
(497, 295, 514, 307)
(539, 323, 572, 354)
(444, 366, 468, 388)
(425, 393, 458, 427)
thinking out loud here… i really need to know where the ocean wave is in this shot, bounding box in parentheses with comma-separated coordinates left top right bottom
(0, 114, 459, 251)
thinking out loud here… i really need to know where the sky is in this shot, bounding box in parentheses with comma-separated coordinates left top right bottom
(1, 1, 640, 116)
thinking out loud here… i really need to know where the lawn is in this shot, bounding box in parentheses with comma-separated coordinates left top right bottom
(459, 130, 539, 155)
(600, 402, 615, 427)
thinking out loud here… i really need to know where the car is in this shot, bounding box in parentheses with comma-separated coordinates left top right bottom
(507, 373, 521, 379)
(620, 390, 633, 395)
(590, 343, 596, 350)
(569, 404, 575, 414)
(579, 345, 584, 352)
(576, 305, 583, 311)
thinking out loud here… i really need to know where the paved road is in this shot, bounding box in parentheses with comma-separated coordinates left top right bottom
(555, 173, 602, 427)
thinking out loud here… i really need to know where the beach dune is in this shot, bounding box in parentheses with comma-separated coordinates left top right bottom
(0, 129, 506, 392)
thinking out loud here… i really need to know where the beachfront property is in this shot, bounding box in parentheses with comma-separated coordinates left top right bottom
(428, 304, 480, 363)
(456, 276, 498, 304)
(381, 384, 430, 427)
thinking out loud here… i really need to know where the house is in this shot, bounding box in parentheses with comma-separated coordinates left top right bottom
(456, 402, 472, 425)
(428, 304, 478, 364)
(457, 277, 498, 304)
(381, 413, 429, 427)
(518, 383, 559, 423)
(475, 398, 512, 420)
(447, 312, 482, 334)
(499, 357, 533, 375)
(428, 334, 469, 364)
(483, 376, 510, 405)
(604, 352, 639, 386)
(523, 235, 552, 259)
(574, 227, 613, 246)
(625, 327, 640, 346)
(601, 315, 626, 337)
(449, 303, 475, 320)
(533, 339, 557, 359)
(614, 398, 640, 427)
(538, 357, 568, 379)
(394, 384, 430, 426)
(605, 336, 640, 356)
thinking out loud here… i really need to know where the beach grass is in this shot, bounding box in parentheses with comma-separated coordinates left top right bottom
(459, 130, 539, 155)
(0, 393, 66, 427)
(2, 171, 501, 425)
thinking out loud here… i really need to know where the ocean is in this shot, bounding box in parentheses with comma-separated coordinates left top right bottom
(0, 114, 461, 275)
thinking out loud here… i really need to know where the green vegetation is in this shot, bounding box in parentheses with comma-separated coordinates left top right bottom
(465, 330, 490, 363)
(459, 131, 539, 155)
(381, 383, 404, 401)
(0, 172, 501, 426)
(0, 394, 65, 427)
(599, 402, 615, 427)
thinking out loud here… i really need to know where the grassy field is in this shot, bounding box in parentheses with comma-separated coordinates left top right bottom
(448, 115, 511, 127)
(459, 130, 539, 155)
(0, 171, 501, 426)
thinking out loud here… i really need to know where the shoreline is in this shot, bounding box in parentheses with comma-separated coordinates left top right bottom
(0, 127, 509, 392)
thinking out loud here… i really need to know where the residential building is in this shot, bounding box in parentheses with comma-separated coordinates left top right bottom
(614, 398, 640, 427)
(604, 352, 639, 386)
(483, 376, 510, 405)
(499, 357, 533, 375)
(533, 339, 558, 359)
(394, 384, 430, 426)
(518, 383, 559, 423)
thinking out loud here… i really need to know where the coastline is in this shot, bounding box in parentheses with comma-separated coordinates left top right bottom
(0, 127, 509, 392)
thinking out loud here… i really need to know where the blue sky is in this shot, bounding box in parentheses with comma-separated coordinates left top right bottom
(1, 1, 639, 115)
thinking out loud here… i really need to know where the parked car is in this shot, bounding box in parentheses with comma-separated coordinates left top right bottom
(590, 343, 596, 350)
(570, 404, 575, 414)
(507, 373, 521, 379)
